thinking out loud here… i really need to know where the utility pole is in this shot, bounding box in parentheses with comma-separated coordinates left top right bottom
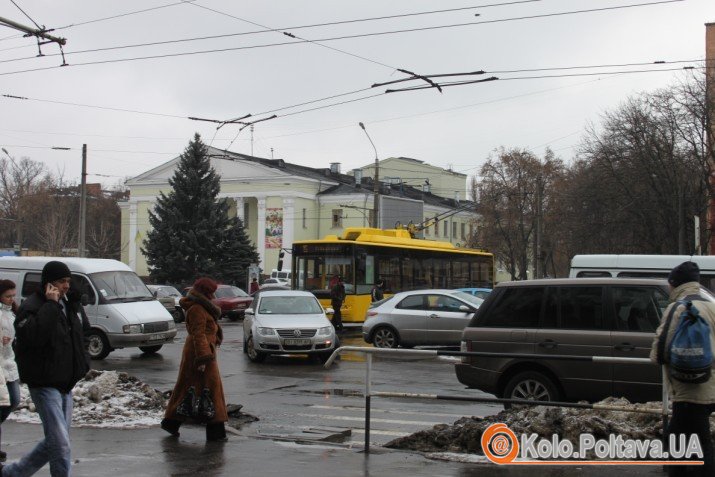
(534, 174, 542, 279)
(359, 122, 379, 228)
(78, 144, 87, 257)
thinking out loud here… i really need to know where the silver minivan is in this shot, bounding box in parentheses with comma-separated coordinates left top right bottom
(0, 256, 177, 360)
(455, 278, 682, 404)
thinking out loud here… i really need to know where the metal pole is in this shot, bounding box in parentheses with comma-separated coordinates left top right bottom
(364, 353, 372, 453)
(359, 123, 379, 228)
(0, 16, 66, 45)
(78, 144, 87, 257)
(661, 365, 669, 433)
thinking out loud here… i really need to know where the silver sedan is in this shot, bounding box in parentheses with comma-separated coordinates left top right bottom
(362, 289, 483, 348)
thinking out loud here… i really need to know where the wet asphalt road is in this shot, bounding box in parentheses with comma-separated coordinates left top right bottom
(92, 321, 503, 447)
(3, 321, 671, 475)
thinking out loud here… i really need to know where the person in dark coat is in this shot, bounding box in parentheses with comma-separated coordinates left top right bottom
(371, 279, 385, 303)
(330, 276, 346, 332)
(3, 261, 90, 477)
(161, 277, 228, 441)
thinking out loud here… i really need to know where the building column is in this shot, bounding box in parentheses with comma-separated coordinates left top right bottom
(282, 197, 295, 252)
(233, 196, 245, 223)
(257, 198, 266, 269)
(128, 202, 138, 271)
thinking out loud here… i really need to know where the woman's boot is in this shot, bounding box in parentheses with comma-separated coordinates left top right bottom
(206, 422, 227, 441)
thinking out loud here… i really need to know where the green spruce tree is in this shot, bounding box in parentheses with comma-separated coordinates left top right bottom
(142, 133, 258, 286)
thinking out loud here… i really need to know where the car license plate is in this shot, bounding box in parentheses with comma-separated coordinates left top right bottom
(149, 333, 166, 341)
(283, 339, 311, 346)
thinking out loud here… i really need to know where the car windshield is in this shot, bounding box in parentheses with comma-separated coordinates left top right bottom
(215, 286, 249, 299)
(91, 271, 153, 302)
(451, 291, 484, 307)
(156, 286, 181, 298)
(258, 296, 323, 315)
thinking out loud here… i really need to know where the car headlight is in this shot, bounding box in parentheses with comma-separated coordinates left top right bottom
(167, 320, 176, 330)
(258, 327, 276, 336)
(123, 324, 142, 334)
(317, 326, 333, 336)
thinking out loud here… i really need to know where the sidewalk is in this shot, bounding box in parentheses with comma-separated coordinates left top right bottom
(3, 420, 668, 476)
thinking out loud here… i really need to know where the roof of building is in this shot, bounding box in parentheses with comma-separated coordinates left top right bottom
(127, 146, 472, 211)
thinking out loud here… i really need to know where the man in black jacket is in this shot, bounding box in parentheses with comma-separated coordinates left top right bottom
(3, 261, 90, 477)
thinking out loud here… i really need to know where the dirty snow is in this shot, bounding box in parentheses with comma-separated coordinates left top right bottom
(9, 370, 166, 429)
(386, 397, 715, 456)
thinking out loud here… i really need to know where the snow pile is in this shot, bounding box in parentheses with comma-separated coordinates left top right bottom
(10, 370, 166, 429)
(386, 397, 715, 454)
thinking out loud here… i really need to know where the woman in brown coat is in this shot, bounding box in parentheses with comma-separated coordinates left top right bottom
(161, 277, 228, 441)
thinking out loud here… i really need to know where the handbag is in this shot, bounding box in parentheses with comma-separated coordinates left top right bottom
(176, 385, 216, 420)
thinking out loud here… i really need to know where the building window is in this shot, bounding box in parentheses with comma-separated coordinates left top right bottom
(332, 209, 343, 228)
(302, 208, 307, 228)
(443, 221, 448, 237)
(469, 224, 474, 239)
(244, 202, 250, 225)
(461, 223, 466, 239)
(424, 220, 430, 235)
(434, 216, 439, 236)
(452, 222, 457, 239)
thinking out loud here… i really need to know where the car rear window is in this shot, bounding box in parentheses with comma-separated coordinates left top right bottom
(479, 287, 544, 327)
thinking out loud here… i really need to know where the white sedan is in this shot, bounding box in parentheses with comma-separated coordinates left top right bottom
(243, 290, 337, 363)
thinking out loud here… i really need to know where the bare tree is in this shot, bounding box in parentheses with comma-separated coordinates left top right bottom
(0, 156, 52, 248)
(472, 148, 563, 280)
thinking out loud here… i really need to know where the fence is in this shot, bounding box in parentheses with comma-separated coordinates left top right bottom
(323, 347, 667, 453)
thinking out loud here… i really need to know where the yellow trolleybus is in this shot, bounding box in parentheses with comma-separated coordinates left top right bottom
(291, 227, 494, 323)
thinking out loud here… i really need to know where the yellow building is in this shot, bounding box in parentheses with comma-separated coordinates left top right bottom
(120, 148, 476, 277)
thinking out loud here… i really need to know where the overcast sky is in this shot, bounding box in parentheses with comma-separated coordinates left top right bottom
(0, 0, 712, 193)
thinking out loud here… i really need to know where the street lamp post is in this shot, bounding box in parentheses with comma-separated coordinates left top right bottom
(359, 122, 379, 228)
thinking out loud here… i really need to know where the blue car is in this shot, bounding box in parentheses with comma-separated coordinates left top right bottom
(455, 287, 492, 300)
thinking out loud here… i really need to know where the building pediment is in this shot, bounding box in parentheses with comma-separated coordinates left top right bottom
(126, 148, 291, 185)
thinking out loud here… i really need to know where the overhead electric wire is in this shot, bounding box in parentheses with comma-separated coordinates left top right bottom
(184, 2, 397, 71)
(52, 0, 197, 31)
(1, 93, 188, 118)
(0, 0, 685, 77)
(5, 1, 541, 64)
(9, 0, 42, 30)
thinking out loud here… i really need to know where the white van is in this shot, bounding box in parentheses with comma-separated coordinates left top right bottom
(270, 269, 292, 285)
(569, 254, 715, 291)
(0, 256, 177, 360)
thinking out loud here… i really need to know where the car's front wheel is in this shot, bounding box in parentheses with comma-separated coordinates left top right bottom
(245, 335, 266, 363)
(372, 326, 399, 348)
(86, 330, 111, 360)
(503, 371, 561, 407)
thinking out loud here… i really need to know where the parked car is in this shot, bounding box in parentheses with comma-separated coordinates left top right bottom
(454, 277, 691, 405)
(362, 289, 484, 349)
(243, 290, 337, 363)
(261, 278, 283, 287)
(183, 284, 253, 321)
(455, 287, 492, 300)
(146, 285, 185, 322)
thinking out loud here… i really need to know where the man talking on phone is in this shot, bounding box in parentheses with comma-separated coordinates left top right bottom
(2, 261, 90, 477)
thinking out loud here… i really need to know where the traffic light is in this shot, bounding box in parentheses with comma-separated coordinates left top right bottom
(277, 250, 285, 272)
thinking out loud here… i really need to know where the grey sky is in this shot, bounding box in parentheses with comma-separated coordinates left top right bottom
(0, 0, 711, 192)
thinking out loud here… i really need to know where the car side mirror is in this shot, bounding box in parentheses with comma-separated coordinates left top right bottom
(81, 294, 90, 306)
(325, 308, 334, 315)
(245, 308, 254, 315)
(459, 305, 473, 313)
(152, 290, 158, 298)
